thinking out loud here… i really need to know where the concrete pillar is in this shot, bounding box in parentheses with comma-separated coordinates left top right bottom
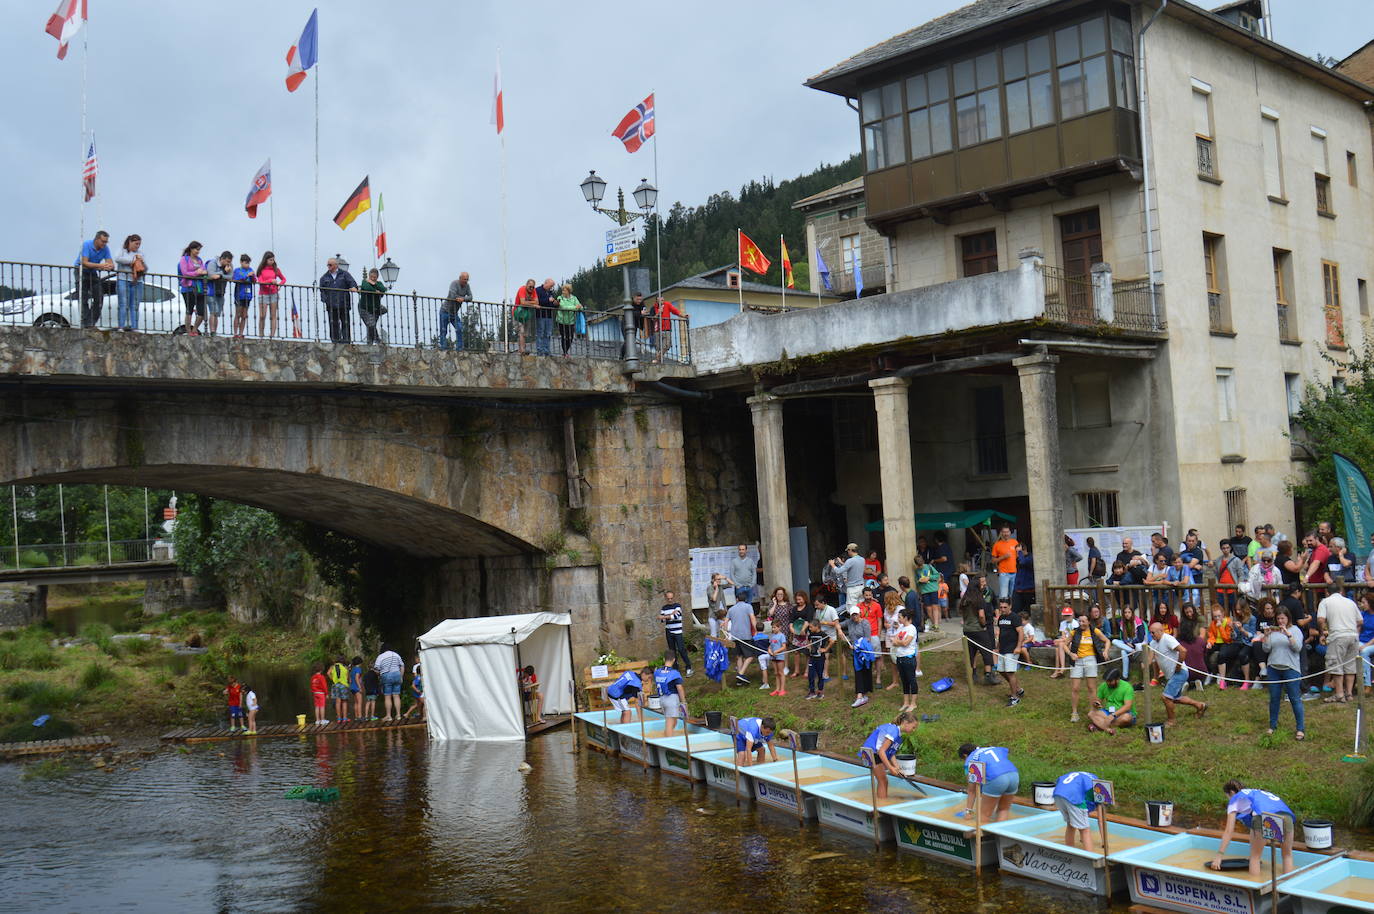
(1091, 261, 1114, 323)
(869, 377, 916, 584)
(747, 394, 793, 594)
(1014, 350, 1064, 557)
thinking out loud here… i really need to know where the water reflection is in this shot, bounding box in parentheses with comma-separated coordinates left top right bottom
(0, 730, 1133, 913)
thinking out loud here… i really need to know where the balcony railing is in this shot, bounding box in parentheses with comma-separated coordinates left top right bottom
(1110, 278, 1156, 332)
(0, 261, 690, 364)
(1276, 301, 1295, 341)
(1208, 290, 1228, 332)
(1042, 266, 1094, 325)
(1196, 136, 1216, 177)
(828, 263, 886, 296)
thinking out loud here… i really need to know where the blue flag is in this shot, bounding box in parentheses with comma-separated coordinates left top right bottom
(704, 639, 729, 682)
(815, 246, 832, 292)
(850, 246, 863, 297)
(1334, 452, 1374, 563)
(853, 636, 876, 671)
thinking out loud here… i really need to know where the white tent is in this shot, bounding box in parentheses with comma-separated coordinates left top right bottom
(417, 612, 573, 741)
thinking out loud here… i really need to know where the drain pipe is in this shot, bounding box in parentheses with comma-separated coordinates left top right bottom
(1137, 0, 1167, 330)
(640, 379, 710, 400)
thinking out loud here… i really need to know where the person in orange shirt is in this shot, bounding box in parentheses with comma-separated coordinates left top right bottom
(309, 664, 329, 726)
(990, 526, 1019, 602)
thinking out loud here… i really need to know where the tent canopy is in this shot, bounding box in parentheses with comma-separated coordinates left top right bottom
(418, 612, 572, 741)
(863, 509, 1017, 533)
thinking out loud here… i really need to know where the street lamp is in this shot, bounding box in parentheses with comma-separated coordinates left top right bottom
(379, 257, 400, 285)
(580, 170, 608, 208)
(632, 178, 657, 213)
(334, 253, 350, 274)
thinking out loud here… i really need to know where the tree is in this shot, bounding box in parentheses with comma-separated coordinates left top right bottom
(1289, 341, 1374, 531)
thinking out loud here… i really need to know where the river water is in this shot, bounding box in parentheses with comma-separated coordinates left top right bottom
(1, 728, 1131, 913)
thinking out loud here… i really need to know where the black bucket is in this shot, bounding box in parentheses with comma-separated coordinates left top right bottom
(1146, 800, 1174, 828)
(704, 710, 723, 729)
(799, 731, 820, 751)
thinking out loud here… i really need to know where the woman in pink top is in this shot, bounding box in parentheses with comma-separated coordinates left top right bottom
(255, 251, 286, 338)
(178, 241, 208, 336)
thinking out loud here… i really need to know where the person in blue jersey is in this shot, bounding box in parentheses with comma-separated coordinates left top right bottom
(654, 654, 688, 737)
(956, 743, 1019, 822)
(860, 711, 919, 800)
(1210, 780, 1296, 875)
(1052, 771, 1101, 852)
(606, 668, 647, 724)
(734, 716, 777, 767)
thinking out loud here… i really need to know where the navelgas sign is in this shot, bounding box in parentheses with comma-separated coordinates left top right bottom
(999, 841, 1096, 892)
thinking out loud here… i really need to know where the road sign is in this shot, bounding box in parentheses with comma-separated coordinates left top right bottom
(606, 248, 641, 267)
(605, 225, 637, 246)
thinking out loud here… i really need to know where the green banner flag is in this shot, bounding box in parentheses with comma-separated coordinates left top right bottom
(1333, 452, 1374, 563)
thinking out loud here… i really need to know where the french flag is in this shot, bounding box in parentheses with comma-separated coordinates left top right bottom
(285, 9, 319, 93)
(45, 0, 87, 61)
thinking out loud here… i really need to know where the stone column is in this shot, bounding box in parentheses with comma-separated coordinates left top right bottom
(1014, 350, 1064, 557)
(869, 377, 916, 584)
(747, 394, 792, 595)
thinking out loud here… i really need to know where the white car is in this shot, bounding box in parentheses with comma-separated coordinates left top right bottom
(0, 273, 189, 333)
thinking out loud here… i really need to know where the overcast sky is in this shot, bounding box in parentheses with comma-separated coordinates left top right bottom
(1, 0, 1365, 300)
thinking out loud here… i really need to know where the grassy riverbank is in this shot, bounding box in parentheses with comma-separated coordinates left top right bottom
(685, 641, 1374, 829)
(0, 584, 339, 744)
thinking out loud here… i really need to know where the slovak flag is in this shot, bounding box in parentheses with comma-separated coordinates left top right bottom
(244, 159, 271, 219)
(611, 93, 655, 154)
(285, 9, 319, 93)
(45, 0, 87, 61)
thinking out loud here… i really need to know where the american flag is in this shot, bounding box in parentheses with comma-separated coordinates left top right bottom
(82, 136, 97, 202)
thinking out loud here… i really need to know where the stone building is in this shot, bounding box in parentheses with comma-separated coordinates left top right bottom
(791, 178, 889, 298)
(687, 0, 1374, 592)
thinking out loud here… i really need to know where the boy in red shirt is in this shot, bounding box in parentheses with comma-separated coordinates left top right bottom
(224, 676, 244, 733)
(310, 664, 329, 726)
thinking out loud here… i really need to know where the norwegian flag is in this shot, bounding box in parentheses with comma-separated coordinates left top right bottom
(611, 93, 655, 154)
(45, 0, 87, 60)
(82, 136, 97, 202)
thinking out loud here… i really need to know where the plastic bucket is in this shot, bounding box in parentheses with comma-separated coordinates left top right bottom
(1303, 820, 1333, 849)
(896, 754, 917, 777)
(647, 695, 663, 711)
(1146, 801, 1174, 828)
(1146, 723, 1165, 744)
(296, 714, 307, 730)
(1033, 782, 1056, 806)
(799, 731, 820, 751)
(705, 710, 723, 729)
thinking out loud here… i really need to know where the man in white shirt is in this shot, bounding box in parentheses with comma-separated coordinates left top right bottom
(1318, 580, 1362, 702)
(1150, 621, 1207, 726)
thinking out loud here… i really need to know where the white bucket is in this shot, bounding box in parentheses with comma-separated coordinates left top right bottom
(647, 696, 662, 711)
(1303, 820, 1333, 849)
(896, 754, 917, 777)
(1146, 800, 1174, 828)
(1033, 782, 1056, 806)
(1146, 723, 1165, 744)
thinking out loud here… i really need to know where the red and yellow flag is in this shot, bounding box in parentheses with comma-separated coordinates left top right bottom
(332, 176, 371, 230)
(781, 237, 794, 289)
(739, 230, 771, 276)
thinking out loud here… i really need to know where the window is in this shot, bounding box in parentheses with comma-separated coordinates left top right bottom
(840, 234, 861, 274)
(1215, 368, 1237, 422)
(905, 69, 953, 160)
(1360, 278, 1369, 317)
(834, 400, 878, 451)
(973, 386, 1008, 476)
(960, 231, 998, 277)
(953, 51, 1002, 146)
(1260, 109, 1284, 199)
(1334, 376, 1348, 395)
(1224, 488, 1249, 535)
(1071, 372, 1111, 428)
(1204, 233, 1229, 332)
(838, 206, 859, 221)
(1323, 260, 1345, 348)
(1109, 13, 1136, 110)
(860, 82, 905, 170)
(1284, 373, 1302, 420)
(1273, 249, 1295, 341)
(1192, 82, 1216, 178)
(1056, 18, 1111, 119)
(1003, 35, 1054, 134)
(1076, 491, 1120, 528)
(1313, 129, 1333, 215)
(1349, 151, 1359, 187)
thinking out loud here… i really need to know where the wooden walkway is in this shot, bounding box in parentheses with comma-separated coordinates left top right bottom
(160, 717, 426, 744)
(0, 735, 114, 759)
(524, 715, 570, 738)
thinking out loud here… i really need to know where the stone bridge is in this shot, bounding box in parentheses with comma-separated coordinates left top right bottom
(0, 327, 696, 663)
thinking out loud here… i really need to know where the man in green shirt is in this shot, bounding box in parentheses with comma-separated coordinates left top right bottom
(1087, 667, 1135, 734)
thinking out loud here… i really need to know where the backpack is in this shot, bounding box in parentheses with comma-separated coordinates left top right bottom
(1090, 553, 1107, 578)
(328, 662, 348, 686)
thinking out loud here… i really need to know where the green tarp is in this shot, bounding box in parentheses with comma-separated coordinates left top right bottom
(863, 509, 1017, 533)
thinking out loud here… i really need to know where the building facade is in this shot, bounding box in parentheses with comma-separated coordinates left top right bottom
(792, 178, 889, 297)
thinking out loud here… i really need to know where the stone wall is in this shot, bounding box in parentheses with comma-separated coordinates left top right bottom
(0, 584, 46, 629)
(142, 576, 218, 616)
(681, 396, 759, 548)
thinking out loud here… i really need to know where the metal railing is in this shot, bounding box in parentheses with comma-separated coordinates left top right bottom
(827, 264, 886, 296)
(1042, 266, 1094, 325)
(2, 538, 158, 570)
(1196, 136, 1216, 177)
(0, 261, 692, 364)
(1111, 277, 1157, 332)
(1207, 290, 1229, 332)
(1276, 301, 1294, 341)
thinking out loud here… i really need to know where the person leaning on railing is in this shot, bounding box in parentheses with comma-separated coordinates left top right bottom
(651, 297, 685, 365)
(75, 229, 113, 328)
(512, 278, 537, 355)
(112, 234, 145, 332)
(358, 268, 387, 345)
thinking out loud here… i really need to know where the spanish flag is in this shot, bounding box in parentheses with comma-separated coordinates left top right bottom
(738, 229, 771, 276)
(333, 177, 371, 230)
(781, 236, 795, 289)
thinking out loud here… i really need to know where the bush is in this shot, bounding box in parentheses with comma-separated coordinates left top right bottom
(79, 661, 116, 691)
(2, 717, 78, 744)
(18, 550, 50, 568)
(305, 629, 349, 666)
(121, 636, 158, 658)
(0, 630, 58, 671)
(219, 634, 249, 662)
(79, 622, 115, 652)
(19, 681, 76, 713)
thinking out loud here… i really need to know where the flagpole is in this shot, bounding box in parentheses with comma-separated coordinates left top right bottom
(651, 97, 662, 297)
(780, 235, 786, 312)
(368, 198, 377, 273)
(737, 229, 743, 313)
(78, 26, 88, 313)
(498, 49, 510, 351)
(313, 62, 320, 286)
(270, 195, 277, 253)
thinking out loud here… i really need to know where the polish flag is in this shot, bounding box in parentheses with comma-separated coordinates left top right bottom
(45, 0, 87, 61)
(491, 60, 504, 134)
(285, 9, 319, 93)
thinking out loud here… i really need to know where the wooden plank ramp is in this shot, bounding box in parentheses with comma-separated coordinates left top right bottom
(0, 735, 114, 759)
(160, 717, 426, 744)
(524, 714, 570, 738)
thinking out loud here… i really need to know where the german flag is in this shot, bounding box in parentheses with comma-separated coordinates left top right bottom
(333, 177, 371, 230)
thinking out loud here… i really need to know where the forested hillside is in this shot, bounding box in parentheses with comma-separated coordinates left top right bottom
(569, 153, 861, 309)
